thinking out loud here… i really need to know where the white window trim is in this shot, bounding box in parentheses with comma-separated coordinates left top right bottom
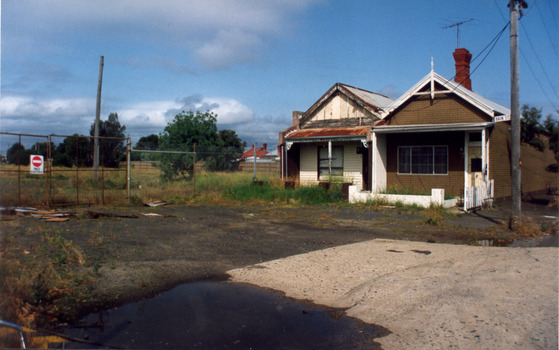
(397, 145, 449, 175)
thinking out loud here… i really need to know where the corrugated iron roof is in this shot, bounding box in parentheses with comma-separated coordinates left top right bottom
(287, 127, 368, 139)
(339, 84, 394, 110)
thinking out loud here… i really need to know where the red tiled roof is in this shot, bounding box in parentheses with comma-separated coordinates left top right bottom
(241, 144, 268, 159)
(286, 127, 368, 139)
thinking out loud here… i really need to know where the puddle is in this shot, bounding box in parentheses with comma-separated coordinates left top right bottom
(56, 281, 389, 349)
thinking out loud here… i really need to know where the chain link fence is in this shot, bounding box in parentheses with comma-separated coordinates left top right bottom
(1, 132, 280, 207)
(0, 132, 129, 207)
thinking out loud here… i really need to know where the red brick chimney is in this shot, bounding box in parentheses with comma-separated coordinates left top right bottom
(263, 143, 267, 152)
(452, 48, 472, 91)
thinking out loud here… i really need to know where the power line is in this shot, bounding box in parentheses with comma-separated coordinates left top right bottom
(494, 0, 558, 111)
(519, 15, 559, 100)
(535, 0, 559, 59)
(519, 47, 559, 110)
(398, 22, 510, 114)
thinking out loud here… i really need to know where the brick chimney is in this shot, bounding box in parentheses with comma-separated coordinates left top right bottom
(292, 111, 302, 128)
(262, 143, 267, 152)
(452, 48, 472, 91)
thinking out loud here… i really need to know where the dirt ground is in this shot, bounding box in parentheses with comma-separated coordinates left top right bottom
(1, 199, 557, 330)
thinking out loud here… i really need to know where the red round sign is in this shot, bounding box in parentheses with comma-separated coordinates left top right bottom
(31, 156, 43, 167)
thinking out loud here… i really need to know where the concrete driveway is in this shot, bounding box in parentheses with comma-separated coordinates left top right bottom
(228, 239, 558, 349)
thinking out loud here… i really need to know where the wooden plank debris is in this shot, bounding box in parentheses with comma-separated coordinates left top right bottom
(141, 213, 176, 218)
(144, 201, 169, 207)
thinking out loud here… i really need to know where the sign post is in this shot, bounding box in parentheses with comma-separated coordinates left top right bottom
(30, 155, 44, 174)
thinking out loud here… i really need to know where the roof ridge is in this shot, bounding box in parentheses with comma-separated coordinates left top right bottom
(338, 83, 392, 100)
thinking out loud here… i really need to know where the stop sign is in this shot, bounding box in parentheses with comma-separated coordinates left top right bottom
(31, 156, 43, 167)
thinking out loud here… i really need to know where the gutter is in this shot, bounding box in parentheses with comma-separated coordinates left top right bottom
(372, 122, 494, 134)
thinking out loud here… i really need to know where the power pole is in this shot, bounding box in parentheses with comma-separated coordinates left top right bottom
(509, 0, 526, 229)
(93, 56, 104, 179)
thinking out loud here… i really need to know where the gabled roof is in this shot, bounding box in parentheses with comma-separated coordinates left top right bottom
(381, 71, 510, 119)
(300, 83, 393, 124)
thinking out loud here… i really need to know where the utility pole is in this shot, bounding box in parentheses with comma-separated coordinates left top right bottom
(93, 56, 104, 179)
(509, 0, 526, 229)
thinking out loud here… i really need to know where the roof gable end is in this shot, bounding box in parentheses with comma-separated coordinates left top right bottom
(299, 83, 392, 127)
(382, 71, 510, 120)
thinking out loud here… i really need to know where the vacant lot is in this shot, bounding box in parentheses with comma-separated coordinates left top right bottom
(1, 200, 556, 331)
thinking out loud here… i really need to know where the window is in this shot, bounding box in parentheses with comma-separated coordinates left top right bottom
(318, 145, 343, 180)
(471, 158, 482, 172)
(469, 133, 482, 142)
(398, 146, 448, 175)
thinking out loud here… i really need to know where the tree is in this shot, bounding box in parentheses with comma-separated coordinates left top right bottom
(158, 110, 220, 180)
(30, 141, 55, 157)
(132, 134, 159, 161)
(134, 134, 159, 151)
(7, 143, 31, 165)
(543, 113, 559, 172)
(204, 129, 246, 171)
(90, 113, 126, 168)
(52, 134, 92, 167)
(520, 105, 545, 151)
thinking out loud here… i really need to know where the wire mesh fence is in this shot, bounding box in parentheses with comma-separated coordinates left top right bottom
(0, 132, 280, 207)
(1, 132, 129, 207)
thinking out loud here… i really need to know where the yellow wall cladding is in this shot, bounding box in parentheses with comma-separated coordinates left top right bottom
(388, 94, 491, 125)
(489, 122, 558, 199)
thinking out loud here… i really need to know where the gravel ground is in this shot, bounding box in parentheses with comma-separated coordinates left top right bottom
(228, 239, 558, 350)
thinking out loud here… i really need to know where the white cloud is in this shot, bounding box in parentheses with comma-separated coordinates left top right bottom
(1, 95, 93, 118)
(204, 97, 254, 125)
(195, 29, 263, 70)
(4, 0, 320, 70)
(0, 93, 265, 144)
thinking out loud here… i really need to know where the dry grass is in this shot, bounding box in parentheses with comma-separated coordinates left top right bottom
(0, 220, 94, 330)
(1, 162, 284, 207)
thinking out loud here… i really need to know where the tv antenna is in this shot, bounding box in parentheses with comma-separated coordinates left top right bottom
(443, 19, 473, 48)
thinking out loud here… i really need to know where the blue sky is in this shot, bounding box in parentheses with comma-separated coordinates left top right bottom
(1, 0, 558, 152)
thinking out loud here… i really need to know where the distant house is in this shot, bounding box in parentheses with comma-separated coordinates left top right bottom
(241, 143, 270, 162)
(279, 48, 557, 207)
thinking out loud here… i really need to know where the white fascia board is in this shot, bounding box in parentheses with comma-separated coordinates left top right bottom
(372, 122, 494, 134)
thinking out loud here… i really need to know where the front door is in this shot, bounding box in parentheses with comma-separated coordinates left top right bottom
(362, 143, 371, 191)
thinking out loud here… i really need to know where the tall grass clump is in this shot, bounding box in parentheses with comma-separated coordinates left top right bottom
(224, 179, 290, 203)
(292, 185, 343, 205)
(224, 181, 346, 205)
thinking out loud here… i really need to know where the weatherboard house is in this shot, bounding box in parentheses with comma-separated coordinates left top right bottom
(278, 48, 557, 208)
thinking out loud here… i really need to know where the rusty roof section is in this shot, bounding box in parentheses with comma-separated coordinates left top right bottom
(286, 126, 368, 139)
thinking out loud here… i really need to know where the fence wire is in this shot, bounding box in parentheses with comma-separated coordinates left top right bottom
(1, 132, 280, 207)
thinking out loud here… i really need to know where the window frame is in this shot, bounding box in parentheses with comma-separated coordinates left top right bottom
(397, 145, 448, 175)
(318, 144, 344, 180)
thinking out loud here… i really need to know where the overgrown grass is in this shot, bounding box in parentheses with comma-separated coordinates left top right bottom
(0, 223, 94, 329)
(224, 180, 345, 205)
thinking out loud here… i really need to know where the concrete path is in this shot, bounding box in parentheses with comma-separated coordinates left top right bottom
(228, 239, 558, 349)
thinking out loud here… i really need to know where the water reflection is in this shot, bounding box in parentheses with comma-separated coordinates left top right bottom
(59, 281, 389, 349)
